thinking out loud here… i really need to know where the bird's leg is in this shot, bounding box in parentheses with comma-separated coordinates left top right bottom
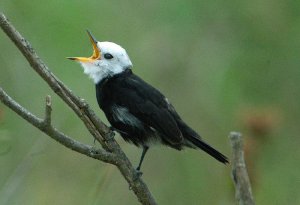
(133, 146, 149, 181)
(136, 146, 149, 172)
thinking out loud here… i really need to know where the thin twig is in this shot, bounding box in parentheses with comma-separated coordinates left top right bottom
(0, 12, 107, 148)
(229, 132, 255, 205)
(0, 87, 115, 163)
(0, 12, 157, 205)
(44, 95, 52, 126)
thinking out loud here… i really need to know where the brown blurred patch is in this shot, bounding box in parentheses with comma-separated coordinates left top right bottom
(236, 105, 282, 187)
(240, 106, 281, 138)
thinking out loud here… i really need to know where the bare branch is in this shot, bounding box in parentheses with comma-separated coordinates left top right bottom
(0, 87, 115, 163)
(0, 12, 157, 205)
(44, 95, 52, 126)
(229, 132, 255, 205)
(0, 13, 108, 148)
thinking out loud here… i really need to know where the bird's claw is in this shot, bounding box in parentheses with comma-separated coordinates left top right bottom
(128, 170, 143, 190)
(102, 126, 115, 142)
(133, 169, 143, 181)
(106, 129, 115, 141)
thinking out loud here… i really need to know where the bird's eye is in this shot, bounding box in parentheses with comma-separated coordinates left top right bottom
(104, 53, 114, 59)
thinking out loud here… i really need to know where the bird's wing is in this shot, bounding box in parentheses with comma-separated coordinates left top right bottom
(114, 74, 183, 145)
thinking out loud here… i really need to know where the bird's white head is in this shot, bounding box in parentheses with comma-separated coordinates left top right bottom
(67, 30, 133, 84)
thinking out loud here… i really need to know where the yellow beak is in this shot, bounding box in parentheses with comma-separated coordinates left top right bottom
(67, 30, 101, 62)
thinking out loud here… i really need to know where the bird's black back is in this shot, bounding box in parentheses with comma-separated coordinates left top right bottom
(96, 69, 228, 164)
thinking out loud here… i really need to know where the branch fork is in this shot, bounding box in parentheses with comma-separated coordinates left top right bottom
(0, 12, 157, 205)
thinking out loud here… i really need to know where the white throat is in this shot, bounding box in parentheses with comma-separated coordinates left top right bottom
(79, 41, 133, 84)
(80, 61, 125, 84)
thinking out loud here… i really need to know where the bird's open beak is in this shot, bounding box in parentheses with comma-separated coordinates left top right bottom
(67, 30, 101, 62)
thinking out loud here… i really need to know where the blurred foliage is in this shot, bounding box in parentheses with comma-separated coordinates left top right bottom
(1, 0, 300, 204)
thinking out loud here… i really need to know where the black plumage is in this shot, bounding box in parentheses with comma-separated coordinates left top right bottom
(67, 31, 228, 171)
(96, 68, 228, 170)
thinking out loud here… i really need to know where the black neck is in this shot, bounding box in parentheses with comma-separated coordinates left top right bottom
(96, 68, 132, 89)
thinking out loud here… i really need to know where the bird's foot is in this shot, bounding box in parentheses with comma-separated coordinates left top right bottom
(132, 169, 143, 183)
(104, 127, 115, 142)
(108, 130, 115, 140)
(129, 169, 143, 190)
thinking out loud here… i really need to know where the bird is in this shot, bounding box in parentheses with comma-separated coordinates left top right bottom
(67, 30, 228, 172)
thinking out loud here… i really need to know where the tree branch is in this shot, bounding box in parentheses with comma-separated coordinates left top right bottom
(43, 95, 52, 126)
(0, 12, 157, 205)
(0, 88, 114, 163)
(229, 132, 255, 205)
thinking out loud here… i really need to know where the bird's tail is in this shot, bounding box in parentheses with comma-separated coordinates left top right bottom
(177, 120, 229, 164)
(185, 134, 229, 164)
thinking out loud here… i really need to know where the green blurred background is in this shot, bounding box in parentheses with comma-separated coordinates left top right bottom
(1, 1, 300, 204)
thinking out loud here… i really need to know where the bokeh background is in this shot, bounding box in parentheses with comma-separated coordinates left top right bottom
(1, 1, 300, 204)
